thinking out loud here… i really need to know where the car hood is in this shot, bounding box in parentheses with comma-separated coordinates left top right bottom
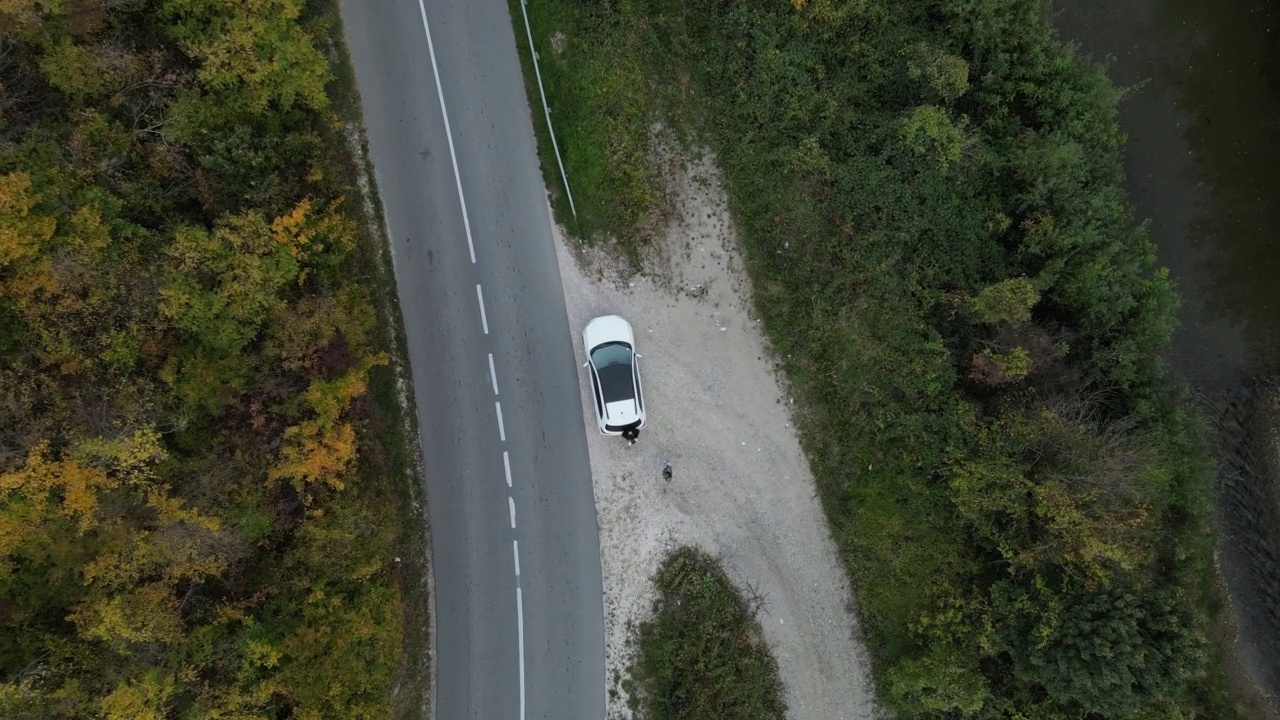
(583, 314, 634, 351)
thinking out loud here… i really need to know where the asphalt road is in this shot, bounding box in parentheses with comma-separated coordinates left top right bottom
(339, 1, 606, 717)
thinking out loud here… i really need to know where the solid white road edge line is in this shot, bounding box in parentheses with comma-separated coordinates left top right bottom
(414, 0, 478, 264)
(517, 587, 526, 720)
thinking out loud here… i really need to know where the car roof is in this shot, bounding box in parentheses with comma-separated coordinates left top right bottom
(593, 352, 636, 403)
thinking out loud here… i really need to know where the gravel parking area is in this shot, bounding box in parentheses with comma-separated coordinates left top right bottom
(551, 153, 882, 720)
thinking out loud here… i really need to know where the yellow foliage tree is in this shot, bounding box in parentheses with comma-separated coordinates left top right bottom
(0, 178, 145, 375)
(271, 197, 357, 280)
(74, 426, 168, 484)
(268, 353, 387, 497)
(0, 171, 56, 273)
(100, 670, 176, 720)
(70, 581, 185, 646)
(2, 429, 228, 653)
(165, 0, 331, 113)
(270, 421, 357, 494)
(948, 404, 1161, 586)
(0, 440, 117, 535)
(792, 0, 869, 32)
(1029, 480, 1151, 579)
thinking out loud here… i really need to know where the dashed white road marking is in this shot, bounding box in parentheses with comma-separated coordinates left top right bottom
(476, 284, 489, 334)
(416, 4, 528, 718)
(414, 0, 477, 264)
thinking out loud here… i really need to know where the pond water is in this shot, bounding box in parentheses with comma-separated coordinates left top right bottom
(1052, 0, 1280, 709)
(1052, 0, 1280, 392)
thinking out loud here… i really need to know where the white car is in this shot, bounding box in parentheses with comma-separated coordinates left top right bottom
(582, 315, 646, 435)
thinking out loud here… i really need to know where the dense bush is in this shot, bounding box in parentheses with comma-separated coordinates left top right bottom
(629, 547, 786, 720)
(520, 0, 1228, 716)
(0, 1, 414, 717)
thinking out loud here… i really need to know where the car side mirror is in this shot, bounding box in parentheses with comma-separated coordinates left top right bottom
(635, 353, 643, 359)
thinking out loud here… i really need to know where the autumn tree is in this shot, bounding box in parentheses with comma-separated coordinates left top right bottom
(269, 353, 389, 498)
(0, 1, 410, 717)
(0, 172, 54, 272)
(161, 210, 300, 355)
(162, 0, 331, 115)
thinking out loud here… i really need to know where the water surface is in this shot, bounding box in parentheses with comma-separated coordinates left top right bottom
(1051, 0, 1280, 706)
(1052, 0, 1280, 391)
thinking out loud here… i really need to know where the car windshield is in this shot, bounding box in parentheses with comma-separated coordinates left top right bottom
(590, 342, 636, 403)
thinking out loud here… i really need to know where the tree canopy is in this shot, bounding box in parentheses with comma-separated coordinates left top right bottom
(523, 0, 1227, 715)
(0, 1, 409, 717)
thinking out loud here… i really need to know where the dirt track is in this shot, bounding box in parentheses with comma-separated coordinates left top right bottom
(550, 153, 882, 720)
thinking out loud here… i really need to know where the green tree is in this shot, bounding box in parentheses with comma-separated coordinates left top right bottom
(971, 276, 1040, 325)
(160, 210, 300, 355)
(163, 0, 331, 114)
(886, 651, 989, 716)
(901, 105, 968, 168)
(993, 577, 1205, 716)
(274, 583, 399, 720)
(905, 41, 971, 104)
(38, 38, 114, 101)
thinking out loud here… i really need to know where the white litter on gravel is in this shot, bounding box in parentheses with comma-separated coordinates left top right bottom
(550, 152, 882, 720)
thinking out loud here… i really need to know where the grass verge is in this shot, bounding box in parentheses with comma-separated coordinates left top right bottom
(310, 3, 432, 717)
(505, 0, 674, 262)
(627, 547, 786, 720)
